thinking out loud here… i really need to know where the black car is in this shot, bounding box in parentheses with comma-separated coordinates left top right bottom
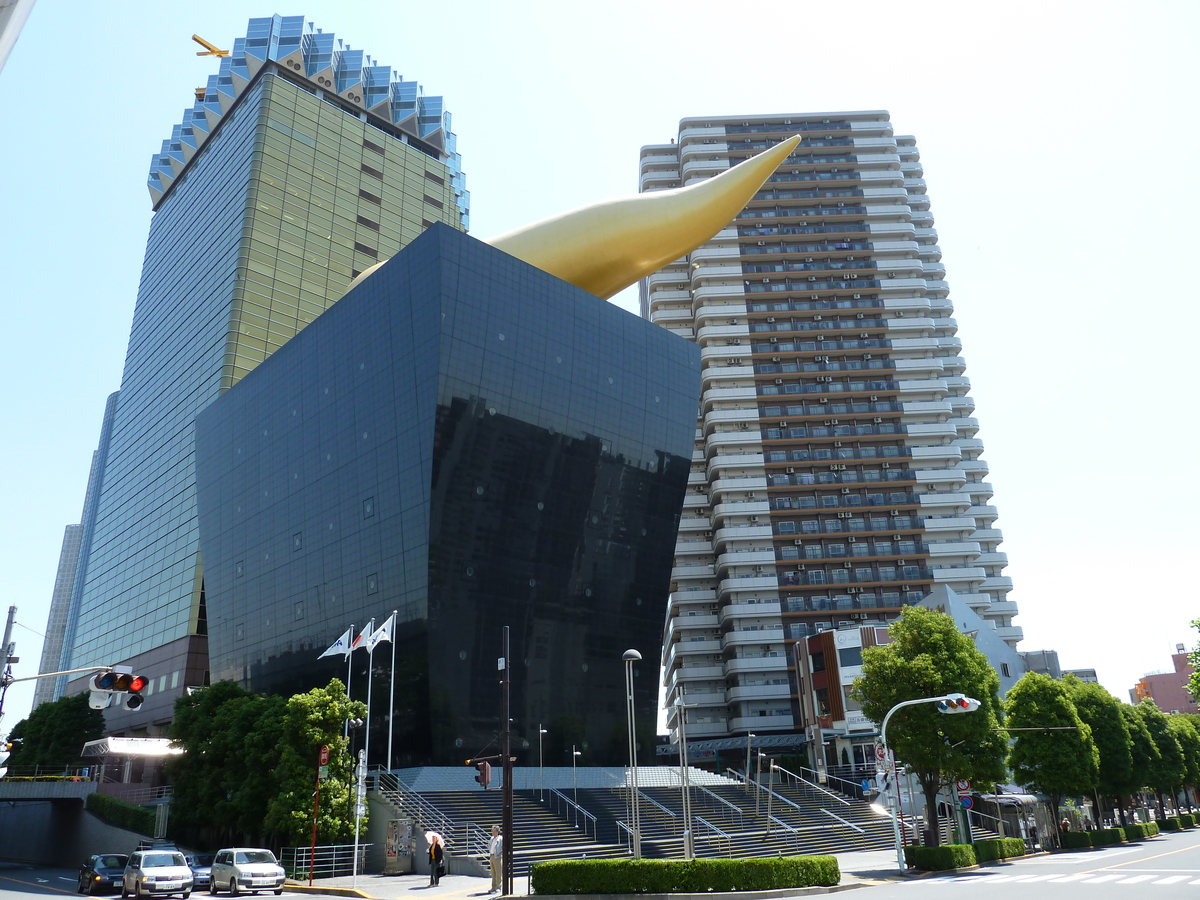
(185, 855, 214, 889)
(79, 855, 129, 895)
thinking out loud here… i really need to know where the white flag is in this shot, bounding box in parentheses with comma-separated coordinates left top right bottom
(318, 627, 353, 659)
(350, 619, 374, 652)
(365, 613, 395, 653)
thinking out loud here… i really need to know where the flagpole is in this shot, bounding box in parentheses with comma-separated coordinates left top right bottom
(364, 641, 375, 771)
(387, 610, 398, 773)
(344, 623, 354, 740)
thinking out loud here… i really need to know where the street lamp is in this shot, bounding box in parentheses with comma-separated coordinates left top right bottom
(674, 696, 694, 859)
(622, 648, 643, 859)
(571, 746, 582, 825)
(538, 724, 548, 801)
(745, 733, 755, 791)
(755, 751, 766, 816)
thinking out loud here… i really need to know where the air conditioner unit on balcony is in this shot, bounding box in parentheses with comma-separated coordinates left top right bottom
(775, 378, 784, 385)
(833, 441, 842, 447)
(794, 538, 804, 545)
(848, 536, 856, 543)
(728, 318, 738, 325)
(732, 339, 742, 345)
(838, 511, 851, 519)
(786, 467, 795, 474)
(853, 293, 861, 299)
(771, 356, 781, 362)
(770, 337, 779, 343)
(806, 257, 814, 263)
(890, 509, 900, 516)
(747, 492, 756, 499)
(757, 240, 765, 246)
(813, 315, 823, 321)
(841, 487, 850, 494)
(750, 516, 760, 522)
(857, 313, 865, 319)
(755, 566, 764, 572)
(870, 395, 878, 401)
(874, 417, 883, 424)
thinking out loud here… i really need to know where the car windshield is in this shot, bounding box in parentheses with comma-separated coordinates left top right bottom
(234, 851, 276, 865)
(98, 856, 128, 868)
(144, 853, 186, 868)
(189, 855, 214, 867)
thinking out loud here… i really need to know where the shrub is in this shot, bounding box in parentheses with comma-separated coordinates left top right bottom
(972, 838, 1026, 863)
(1122, 824, 1147, 841)
(1061, 832, 1092, 849)
(903, 844, 976, 871)
(85, 792, 155, 836)
(529, 857, 840, 895)
(1179, 814, 1195, 828)
(1090, 827, 1125, 846)
(1160, 817, 1182, 831)
(1146, 821, 1160, 836)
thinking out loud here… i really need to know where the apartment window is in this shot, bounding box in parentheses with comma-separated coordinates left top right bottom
(777, 521, 797, 534)
(1001, 662, 1011, 677)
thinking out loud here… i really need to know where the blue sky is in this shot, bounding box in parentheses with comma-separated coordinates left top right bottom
(1, 0, 1197, 728)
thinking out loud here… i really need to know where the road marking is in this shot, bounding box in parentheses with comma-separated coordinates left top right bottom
(1189, 878, 1200, 885)
(1080, 874, 1124, 883)
(0, 874, 80, 895)
(1115, 875, 1157, 884)
(58, 877, 76, 882)
(1153, 876, 1189, 884)
(1047, 874, 1091, 882)
(1006, 874, 1060, 882)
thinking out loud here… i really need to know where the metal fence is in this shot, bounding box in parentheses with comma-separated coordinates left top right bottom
(280, 844, 371, 880)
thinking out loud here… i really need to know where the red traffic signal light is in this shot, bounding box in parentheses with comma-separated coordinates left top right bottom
(474, 760, 491, 789)
(91, 670, 148, 708)
(937, 693, 980, 715)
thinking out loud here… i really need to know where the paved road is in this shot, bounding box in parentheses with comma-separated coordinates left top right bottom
(862, 830, 1200, 898)
(0, 865, 316, 900)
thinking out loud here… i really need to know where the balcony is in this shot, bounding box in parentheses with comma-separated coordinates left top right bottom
(727, 683, 792, 703)
(664, 640, 723, 671)
(710, 500, 771, 520)
(706, 433, 763, 452)
(713, 524, 774, 547)
(723, 628, 786, 649)
(709, 456, 766, 476)
(718, 575, 780, 595)
(994, 625, 1024, 644)
(672, 563, 716, 581)
(728, 714, 795, 733)
(716, 549, 777, 570)
(669, 665, 725, 683)
(719, 601, 782, 624)
(673, 539, 713, 557)
(920, 516, 977, 534)
(678, 690, 728, 709)
(666, 614, 719, 641)
(725, 656, 789, 675)
(931, 567, 987, 584)
(925, 541, 983, 558)
(979, 575, 1014, 593)
(650, 307, 693, 324)
(711, 476, 768, 496)
(697, 323, 752, 343)
(677, 516, 711, 533)
(673, 720, 731, 739)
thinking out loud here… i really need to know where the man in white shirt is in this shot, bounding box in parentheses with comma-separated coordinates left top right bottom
(489, 825, 503, 893)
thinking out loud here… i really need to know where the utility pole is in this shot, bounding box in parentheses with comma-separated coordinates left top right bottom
(0, 606, 18, 726)
(500, 626, 513, 897)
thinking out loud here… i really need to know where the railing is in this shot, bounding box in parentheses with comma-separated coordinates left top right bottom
(638, 789, 679, 820)
(98, 783, 174, 806)
(373, 771, 489, 858)
(772, 764, 851, 806)
(692, 783, 746, 827)
(694, 816, 733, 857)
(547, 787, 598, 840)
(280, 844, 370, 880)
(819, 807, 866, 833)
(615, 820, 636, 854)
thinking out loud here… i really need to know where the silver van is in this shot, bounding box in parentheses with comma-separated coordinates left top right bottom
(209, 849, 285, 896)
(121, 850, 193, 899)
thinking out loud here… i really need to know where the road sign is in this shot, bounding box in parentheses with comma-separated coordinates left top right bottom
(861, 779, 871, 792)
(956, 779, 971, 793)
(318, 765, 329, 780)
(319, 744, 330, 766)
(960, 795, 974, 810)
(875, 743, 886, 762)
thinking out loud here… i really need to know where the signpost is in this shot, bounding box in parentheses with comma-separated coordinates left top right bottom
(309, 744, 329, 886)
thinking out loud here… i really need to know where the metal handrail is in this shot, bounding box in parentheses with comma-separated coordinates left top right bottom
(547, 787, 598, 839)
(615, 820, 635, 853)
(819, 807, 866, 834)
(638, 789, 678, 818)
(772, 764, 851, 806)
(779, 763, 864, 800)
(694, 815, 733, 857)
(692, 783, 745, 820)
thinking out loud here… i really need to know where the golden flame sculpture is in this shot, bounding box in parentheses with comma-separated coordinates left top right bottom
(348, 133, 801, 299)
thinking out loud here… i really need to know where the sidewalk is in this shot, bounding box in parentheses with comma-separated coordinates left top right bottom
(287, 848, 904, 899)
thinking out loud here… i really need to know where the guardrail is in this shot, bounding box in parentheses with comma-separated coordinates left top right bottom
(694, 816, 732, 857)
(373, 772, 488, 858)
(280, 844, 370, 880)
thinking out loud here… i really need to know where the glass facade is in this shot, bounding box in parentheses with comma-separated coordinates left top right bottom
(60, 18, 466, 715)
(194, 226, 701, 766)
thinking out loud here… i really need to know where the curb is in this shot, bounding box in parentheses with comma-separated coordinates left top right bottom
(284, 883, 375, 899)
(527, 885, 867, 900)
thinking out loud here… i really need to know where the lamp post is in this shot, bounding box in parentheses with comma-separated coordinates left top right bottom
(571, 746, 582, 826)
(745, 733, 755, 791)
(538, 724, 548, 801)
(755, 751, 766, 816)
(674, 697, 694, 859)
(622, 648, 643, 859)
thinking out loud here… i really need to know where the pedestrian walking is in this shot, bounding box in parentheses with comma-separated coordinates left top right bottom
(1060, 816, 1071, 833)
(488, 825, 503, 893)
(426, 831, 445, 886)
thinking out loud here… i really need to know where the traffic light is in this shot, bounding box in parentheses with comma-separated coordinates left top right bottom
(91, 668, 149, 709)
(937, 693, 980, 714)
(473, 759, 491, 789)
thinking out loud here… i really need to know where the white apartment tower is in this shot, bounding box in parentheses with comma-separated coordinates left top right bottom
(640, 112, 1017, 747)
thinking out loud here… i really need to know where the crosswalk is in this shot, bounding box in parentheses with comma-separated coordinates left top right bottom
(913, 870, 1200, 886)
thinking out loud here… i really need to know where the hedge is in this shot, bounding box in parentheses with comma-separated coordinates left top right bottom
(1179, 814, 1195, 828)
(1160, 817, 1182, 831)
(85, 792, 155, 836)
(1146, 821, 1160, 836)
(1061, 832, 1092, 849)
(973, 838, 1026, 862)
(529, 857, 840, 894)
(1122, 824, 1148, 841)
(903, 844, 976, 871)
(1090, 828, 1125, 846)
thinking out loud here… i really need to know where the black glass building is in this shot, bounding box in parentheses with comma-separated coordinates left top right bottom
(194, 225, 701, 766)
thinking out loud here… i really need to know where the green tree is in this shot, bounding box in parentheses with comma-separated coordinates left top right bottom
(1187, 619, 1200, 707)
(1005, 671, 1098, 836)
(1166, 715, 1200, 809)
(1136, 700, 1185, 817)
(1063, 676, 1132, 823)
(1115, 703, 1159, 824)
(167, 679, 364, 847)
(851, 605, 1008, 845)
(264, 679, 365, 845)
(5, 693, 105, 770)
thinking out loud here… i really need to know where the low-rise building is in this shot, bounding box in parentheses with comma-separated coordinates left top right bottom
(1131, 646, 1196, 714)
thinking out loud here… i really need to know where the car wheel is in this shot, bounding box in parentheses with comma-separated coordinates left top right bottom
(273, 890, 283, 896)
(183, 892, 191, 899)
(135, 882, 144, 899)
(208, 883, 218, 896)
(228, 881, 239, 897)
(88, 882, 98, 896)
(120, 883, 128, 899)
